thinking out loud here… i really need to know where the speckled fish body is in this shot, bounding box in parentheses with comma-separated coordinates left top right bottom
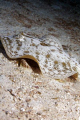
(1, 34, 78, 79)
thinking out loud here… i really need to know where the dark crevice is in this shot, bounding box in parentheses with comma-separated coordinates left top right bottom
(18, 58, 42, 74)
(0, 40, 8, 58)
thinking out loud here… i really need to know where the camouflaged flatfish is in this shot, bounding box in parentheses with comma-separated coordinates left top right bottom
(0, 34, 78, 79)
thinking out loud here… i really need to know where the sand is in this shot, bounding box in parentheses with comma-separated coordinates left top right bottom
(0, 0, 80, 119)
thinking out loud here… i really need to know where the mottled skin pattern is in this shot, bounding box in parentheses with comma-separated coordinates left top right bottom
(0, 34, 78, 79)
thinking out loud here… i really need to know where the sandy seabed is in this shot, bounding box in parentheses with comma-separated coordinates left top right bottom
(0, 0, 80, 119)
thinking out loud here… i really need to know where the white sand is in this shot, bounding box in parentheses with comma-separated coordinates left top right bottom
(0, 0, 80, 119)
